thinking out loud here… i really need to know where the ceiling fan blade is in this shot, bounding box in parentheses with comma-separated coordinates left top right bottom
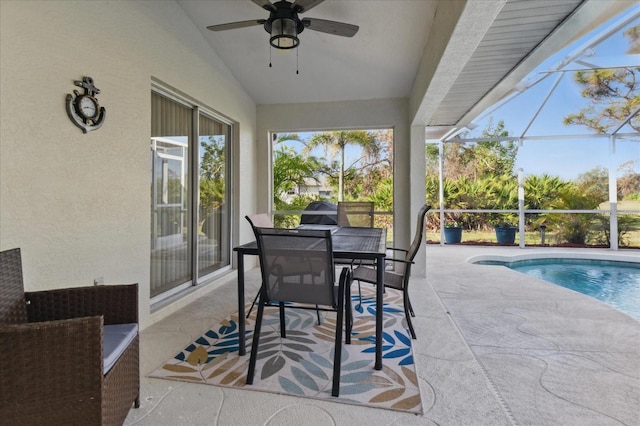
(292, 0, 324, 13)
(303, 18, 359, 37)
(251, 0, 277, 12)
(207, 19, 266, 32)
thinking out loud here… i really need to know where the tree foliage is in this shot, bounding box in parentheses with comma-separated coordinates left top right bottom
(271, 130, 392, 226)
(617, 160, 640, 199)
(563, 25, 640, 133)
(200, 136, 226, 214)
(426, 120, 517, 179)
(272, 145, 323, 218)
(425, 119, 520, 226)
(544, 184, 604, 244)
(273, 146, 321, 198)
(304, 130, 381, 201)
(524, 174, 571, 210)
(575, 166, 609, 203)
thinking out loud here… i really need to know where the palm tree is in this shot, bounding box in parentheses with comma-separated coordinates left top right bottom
(524, 174, 570, 210)
(547, 185, 602, 244)
(273, 145, 322, 201)
(304, 130, 379, 201)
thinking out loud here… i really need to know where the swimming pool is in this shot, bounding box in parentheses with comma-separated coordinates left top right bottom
(476, 258, 640, 321)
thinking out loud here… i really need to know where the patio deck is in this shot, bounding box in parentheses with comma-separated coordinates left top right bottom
(125, 245, 640, 426)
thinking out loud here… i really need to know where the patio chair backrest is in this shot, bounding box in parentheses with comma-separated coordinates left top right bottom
(337, 201, 374, 228)
(392, 203, 432, 298)
(245, 213, 273, 230)
(0, 248, 28, 324)
(405, 204, 432, 263)
(254, 227, 335, 307)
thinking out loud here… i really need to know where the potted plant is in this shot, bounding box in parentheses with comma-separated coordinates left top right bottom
(444, 221, 463, 244)
(494, 222, 517, 244)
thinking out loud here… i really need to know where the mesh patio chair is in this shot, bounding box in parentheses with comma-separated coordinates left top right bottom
(352, 203, 431, 339)
(245, 214, 324, 325)
(245, 214, 276, 319)
(0, 247, 140, 425)
(337, 201, 376, 303)
(337, 201, 375, 228)
(246, 227, 353, 397)
(245, 213, 273, 229)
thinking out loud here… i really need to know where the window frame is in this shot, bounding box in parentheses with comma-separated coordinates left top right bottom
(150, 84, 235, 305)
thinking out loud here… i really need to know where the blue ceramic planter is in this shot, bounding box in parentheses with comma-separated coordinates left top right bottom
(495, 226, 517, 244)
(444, 227, 462, 244)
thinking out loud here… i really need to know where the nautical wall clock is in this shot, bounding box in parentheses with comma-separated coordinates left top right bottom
(66, 76, 106, 133)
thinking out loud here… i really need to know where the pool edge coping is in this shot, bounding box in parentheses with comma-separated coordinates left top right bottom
(467, 251, 640, 265)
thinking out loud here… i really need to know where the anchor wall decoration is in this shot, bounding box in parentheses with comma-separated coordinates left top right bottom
(66, 76, 106, 133)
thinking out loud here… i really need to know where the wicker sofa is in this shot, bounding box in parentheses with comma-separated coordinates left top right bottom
(0, 248, 140, 425)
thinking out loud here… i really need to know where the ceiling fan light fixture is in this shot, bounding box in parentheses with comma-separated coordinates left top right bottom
(270, 17, 299, 49)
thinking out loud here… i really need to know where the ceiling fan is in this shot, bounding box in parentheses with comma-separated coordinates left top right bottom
(207, 0, 359, 50)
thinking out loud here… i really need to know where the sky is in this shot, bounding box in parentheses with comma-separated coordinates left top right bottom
(279, 8, 640, 182)
(462, 7, 640, 181)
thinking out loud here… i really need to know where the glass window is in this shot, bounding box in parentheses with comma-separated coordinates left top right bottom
(150, 91, 232, 300)
(198, 114, 231, 278)
(151, 93, 192, 298)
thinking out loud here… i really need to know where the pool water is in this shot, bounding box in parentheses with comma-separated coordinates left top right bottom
(503, 259, 640, 321)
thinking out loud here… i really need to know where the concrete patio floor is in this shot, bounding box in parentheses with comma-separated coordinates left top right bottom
(125, 245, 639, 426)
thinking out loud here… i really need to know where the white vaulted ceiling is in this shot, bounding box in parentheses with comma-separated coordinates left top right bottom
(177, 0, 635, 127)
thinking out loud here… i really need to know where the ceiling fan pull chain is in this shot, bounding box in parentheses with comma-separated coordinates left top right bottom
(296, 49, 299, 75)
(269, 46, 272, 68)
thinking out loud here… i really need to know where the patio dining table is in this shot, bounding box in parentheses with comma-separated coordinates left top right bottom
(233, 226, 387, 370)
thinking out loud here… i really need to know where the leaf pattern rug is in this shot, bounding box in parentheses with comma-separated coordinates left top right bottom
(150, 286, 423, 414)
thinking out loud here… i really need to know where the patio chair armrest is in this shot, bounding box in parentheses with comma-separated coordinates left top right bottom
(385, 257, 414, 265)
(0, 316, 104, 425)
(25, 283, 138, 325)
(387, 247, 408, 253)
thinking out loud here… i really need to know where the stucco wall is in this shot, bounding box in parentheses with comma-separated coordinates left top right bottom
(0, 0, 257, 328)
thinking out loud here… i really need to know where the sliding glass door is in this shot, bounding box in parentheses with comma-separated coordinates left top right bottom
(150, 91, 231, 300)
(197, 114, 231, 278)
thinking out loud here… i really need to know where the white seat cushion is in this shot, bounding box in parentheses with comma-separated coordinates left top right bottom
(103, 323, 138, 374)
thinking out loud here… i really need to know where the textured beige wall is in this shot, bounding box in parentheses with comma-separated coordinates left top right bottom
(0, 1, 257, 328)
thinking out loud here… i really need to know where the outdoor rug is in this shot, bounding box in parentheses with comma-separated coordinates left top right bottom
(150, 285, 423, 414)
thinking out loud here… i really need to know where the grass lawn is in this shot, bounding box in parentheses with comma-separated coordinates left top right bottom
(426, 201, 640, 248)
(426, 230, 547, 245)
(426, 229, 640, 248)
